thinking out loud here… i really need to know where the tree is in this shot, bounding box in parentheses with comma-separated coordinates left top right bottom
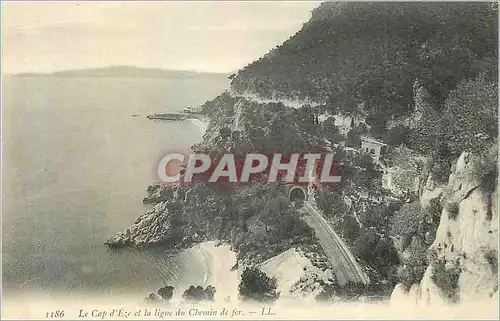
(398, 237, 428, 287)
(182, 285, 216, 302)
(412, 75, 498, 163)
(145, 292, 161, 303)
(231, 130, 241, 142)
(383, 125, 411, 146)
(276, 214, 312, 240)
(346, 124, 368, 148)
(219, 127, 232, 140)
(441, 75, 497, 156)
(230, 2, 497, 121)
(410, 112, 445, 155)
(387, 145, 423, 191)
(431, 258, 460, 302)
(390, 202, 422, 242)
(258, 189, 290, 233)
(321, 117, 345, 143)
(238, 267, 280, 302)
(430, 156, 452, 185)
(359, 205, 391, 231)
(157, 285, 175, 301)
(203, 285, 216, 301)
(337, 213, 361, 244)
(365, 113, 388, 139)
(346, 129, 362, 148)
(316, 281, 367, 302)
(354, 230, 400, 279)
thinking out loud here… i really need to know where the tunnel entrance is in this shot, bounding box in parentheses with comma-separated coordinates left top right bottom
(289, 187, 307, 208)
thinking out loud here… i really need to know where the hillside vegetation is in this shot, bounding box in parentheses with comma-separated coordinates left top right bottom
(231, 2, 497, 139)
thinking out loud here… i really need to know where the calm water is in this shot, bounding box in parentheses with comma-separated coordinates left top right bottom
(2, 75, 228, 296)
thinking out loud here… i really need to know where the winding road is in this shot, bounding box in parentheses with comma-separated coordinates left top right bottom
(301, 201, 370, 285)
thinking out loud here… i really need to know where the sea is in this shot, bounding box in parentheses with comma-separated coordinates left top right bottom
(3, 76, 498, 320)
(2, 75, 229, 297)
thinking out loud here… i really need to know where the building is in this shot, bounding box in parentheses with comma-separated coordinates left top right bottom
(360, 136, 387, 163)
(184, 106, 203, 114)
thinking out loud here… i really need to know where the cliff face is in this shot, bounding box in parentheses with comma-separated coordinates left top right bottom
(392, 148, 498, 305)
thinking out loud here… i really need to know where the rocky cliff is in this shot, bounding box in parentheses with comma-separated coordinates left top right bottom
(392, 146, 498, 305)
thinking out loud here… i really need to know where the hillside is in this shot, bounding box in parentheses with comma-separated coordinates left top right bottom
(231, 2, 497, 138)
(13, 66, 229, 79)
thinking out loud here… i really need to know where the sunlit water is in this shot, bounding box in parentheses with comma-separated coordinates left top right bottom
(2, 75, 228, 296)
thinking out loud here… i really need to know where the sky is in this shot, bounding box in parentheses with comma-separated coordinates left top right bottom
(2, 1, 321, 74)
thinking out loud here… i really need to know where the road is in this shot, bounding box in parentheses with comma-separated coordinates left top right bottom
(230, 90, 370, 285)
(301, 201, 370, 285)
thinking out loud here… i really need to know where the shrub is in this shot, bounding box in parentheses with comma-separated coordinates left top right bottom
(353, 231, 400, 279)
(484, 249, 498, 273)
(346, 131, 362, 149)
(238, 267, 279, 302)
(398, 237, 428, 287)
(426, 198, 443, 223)
(412, 75, 498, 161)
(337, 214, 361, 244)
(157, 285, 175, 301)
(275, 214, 312, 240)
(419, 198, 443, 244)
(182, 285, 216, 302)
(469, 147, 498, 221)
(382, 125, 411, 146)
(315, 286, 335, 302)
(316, 187, 343, 215)
(387, 145, 423, 192)
(315, 280, 393, 302)
(427, 247, 439, 263)
(219, 127, 232, 140)
(321, 117, 345, 143)
(145, 292, 162, 303)
(441, 76, 498, 157)
(431, 157, 452, 185)
(231, 130, 241, 142)
(203, 285, 216, 301)
(345, 124, 367, 148)
(315, 281, 368, 302)
(469, 144, 498, 195)
(390, 202, 422, 240)
(446, 202, 460, 220)
(431, 259, 460, 302)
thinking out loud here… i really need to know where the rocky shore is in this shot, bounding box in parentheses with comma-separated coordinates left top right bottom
(105, 192, 206, 249)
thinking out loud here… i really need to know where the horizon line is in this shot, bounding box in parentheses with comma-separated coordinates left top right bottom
(4, 64, 240, 76)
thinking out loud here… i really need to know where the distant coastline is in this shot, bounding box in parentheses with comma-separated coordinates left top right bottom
(9, 66, 230, 79)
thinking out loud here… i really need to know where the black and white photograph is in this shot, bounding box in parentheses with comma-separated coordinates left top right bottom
(1, 1, 498, 319)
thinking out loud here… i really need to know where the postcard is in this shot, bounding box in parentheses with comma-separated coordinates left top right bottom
(2, 1, 498, 319)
